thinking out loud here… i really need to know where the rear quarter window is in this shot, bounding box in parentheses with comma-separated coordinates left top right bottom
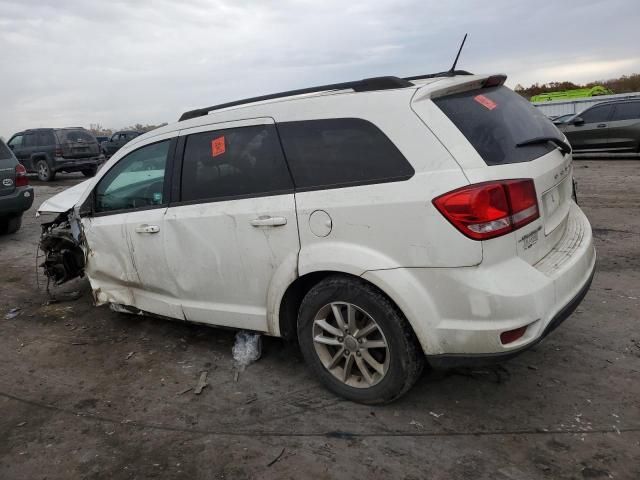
(277, 118, 414, 190)
(434, 86, 561, 165)
(0, 140, 14, 161)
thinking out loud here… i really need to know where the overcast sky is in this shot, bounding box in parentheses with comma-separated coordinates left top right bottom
(1, 0, 638, 139)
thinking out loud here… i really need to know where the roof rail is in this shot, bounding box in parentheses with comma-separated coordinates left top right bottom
(178, 76, 413, 121)
(403, 70, 473, 81)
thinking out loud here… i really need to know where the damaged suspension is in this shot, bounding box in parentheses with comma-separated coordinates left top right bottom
(39, 211, 85, 286)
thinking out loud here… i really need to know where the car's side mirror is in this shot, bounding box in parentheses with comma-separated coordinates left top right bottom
(572, 117, 585, 126)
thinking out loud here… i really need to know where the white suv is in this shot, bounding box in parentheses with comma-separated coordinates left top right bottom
(39, 72, 596, 404)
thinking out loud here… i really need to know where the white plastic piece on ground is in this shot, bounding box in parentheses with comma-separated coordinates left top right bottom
(232, 331, 262, 370)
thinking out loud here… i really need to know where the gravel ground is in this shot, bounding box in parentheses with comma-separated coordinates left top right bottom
(0, 162, 639, 480)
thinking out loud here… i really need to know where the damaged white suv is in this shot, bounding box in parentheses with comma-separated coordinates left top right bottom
(38, 72, 595, 404)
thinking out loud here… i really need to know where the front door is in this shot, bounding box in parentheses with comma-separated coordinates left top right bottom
(163, 119, 300, 332)
(82, 136, 182, 318)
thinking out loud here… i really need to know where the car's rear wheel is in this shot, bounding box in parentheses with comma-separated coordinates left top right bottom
(0, 214, 22, 234)
(297, 275, 424, 404)
(82, 166, 97, 177)
(36, 160, 55, 182)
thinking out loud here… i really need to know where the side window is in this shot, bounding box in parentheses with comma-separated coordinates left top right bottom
(23, 133, 38, 148)
(611, 102, 640, 122)
(111, 134, 120, 142)
(180, 124, 293, 202)
(580, 105, 613, 124)
(95, 140, 171, 213)
(8, 135, 23, 148)
(38, 131, 55, 146)
(278, 118, 414, 190)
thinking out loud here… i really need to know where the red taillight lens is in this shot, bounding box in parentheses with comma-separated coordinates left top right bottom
(433, 179, 539, 240)
(54, 147, 63, 157)
(15, 164, 28, 187)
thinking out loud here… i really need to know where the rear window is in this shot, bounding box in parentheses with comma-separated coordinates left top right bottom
(278, 118, 414, 190)
(434, 86, 561, 165)
(0, 140, 13, 160)
(56, 129, 96, 143)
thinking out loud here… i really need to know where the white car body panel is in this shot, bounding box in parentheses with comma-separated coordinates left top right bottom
(38, 73, 596, 361)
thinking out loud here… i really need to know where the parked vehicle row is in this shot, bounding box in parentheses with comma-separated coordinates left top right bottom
(37, 72, 595, 403)
(5, 128, 143, 182)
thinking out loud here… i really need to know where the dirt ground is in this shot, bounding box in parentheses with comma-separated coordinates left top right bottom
(1, 161, 639, 480)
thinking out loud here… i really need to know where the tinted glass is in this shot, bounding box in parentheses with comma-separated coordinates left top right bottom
(38, 131, 55, 146)
(8, 135, 23, 148)
(434, 86, 561, 165)
(580, 105, 613, 124)
(0, 140, 13, 160)
(57, 129, 96, 143)
(23, 133, 38, 147)
(95, 140, 170, 213)
(181, 124, 293, 202)
(278, 118, 413, 190)
(611, 102, 640, 121)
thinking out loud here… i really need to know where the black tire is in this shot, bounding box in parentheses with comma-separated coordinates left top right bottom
(297, 275, 424, 404)
(36, 159, 55, 182)
(82, 166, 97, 177)
(0, 214, 22, 234)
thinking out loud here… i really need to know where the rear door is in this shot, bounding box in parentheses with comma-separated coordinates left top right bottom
(605, 101, 640, 152)
(562, 104, 614, 151)
(163, 118, 299, 332)
(0, 140, 17, 197)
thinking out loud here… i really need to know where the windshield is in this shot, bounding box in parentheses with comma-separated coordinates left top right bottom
(434, 86, 563, 165)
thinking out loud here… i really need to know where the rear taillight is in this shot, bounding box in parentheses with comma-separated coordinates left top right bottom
(433, 179, 539, 240)
(15, 163, 28, 187)
(54, 147, 63, 157)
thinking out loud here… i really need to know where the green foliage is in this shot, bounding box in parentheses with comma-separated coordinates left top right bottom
(88, 122, 168, 136)
(515, 73, 640, 100)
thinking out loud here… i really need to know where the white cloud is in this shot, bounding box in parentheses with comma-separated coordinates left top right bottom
(0, 0, 637, 138)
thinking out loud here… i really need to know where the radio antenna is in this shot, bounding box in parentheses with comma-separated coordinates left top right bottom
(448, 33, 468, 74)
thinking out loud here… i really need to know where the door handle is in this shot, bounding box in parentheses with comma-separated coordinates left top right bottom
(597, 124, 607, 128)
(135, 224, 160, 234)
(250, 216, 287, 227)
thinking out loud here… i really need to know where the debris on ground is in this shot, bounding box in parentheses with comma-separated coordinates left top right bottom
(409, 420, 424, 429)
(232, 331, 262, 370)
(194, 371, 208, 394)
(5, 308, 21, 320)
(267, 448, 286, 467)
(429, 411, 443, 418)
(126, 352, 135, 360)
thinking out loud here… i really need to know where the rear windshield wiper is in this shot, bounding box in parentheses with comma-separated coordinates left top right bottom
(516, 136, 571, 155)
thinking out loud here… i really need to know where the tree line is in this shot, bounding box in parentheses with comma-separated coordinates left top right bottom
(87, 123, 168, 136)
(514, 73, 640, 100)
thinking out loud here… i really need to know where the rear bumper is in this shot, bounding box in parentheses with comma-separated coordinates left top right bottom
(53, 155, 104, 171)
(0, 187, 34, 215)
(426, 261, 595, 368)
(363, 202, 596, 362)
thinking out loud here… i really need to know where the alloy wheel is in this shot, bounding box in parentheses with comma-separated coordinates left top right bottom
(312, 302, 390, 388)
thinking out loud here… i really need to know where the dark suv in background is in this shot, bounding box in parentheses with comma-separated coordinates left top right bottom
(0, 138, 33, 234)
(559, 99, 640, 153)
(101, 130, 141, 158)
(7, 127, 104, 181)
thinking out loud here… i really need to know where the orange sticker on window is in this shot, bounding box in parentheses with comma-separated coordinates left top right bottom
(474, 94, 497, 110)
(211, 136, 226, 157)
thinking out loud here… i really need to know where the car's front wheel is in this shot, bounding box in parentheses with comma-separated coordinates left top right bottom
(297, 275, 424, 404)
(0, 214, 22, 234)
(36, 159, 55, 182)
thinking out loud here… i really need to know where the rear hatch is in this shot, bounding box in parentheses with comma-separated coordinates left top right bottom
(55, 129, 100, 159)
(0, 140, 17, 197)
(414, 78, 573, 265)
